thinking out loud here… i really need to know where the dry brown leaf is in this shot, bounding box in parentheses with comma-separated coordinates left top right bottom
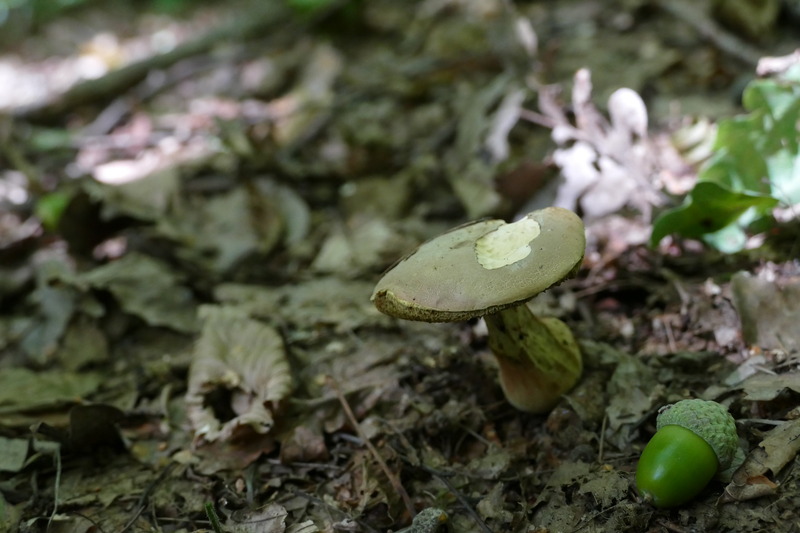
(741, 372, 800, 401)
(723, 419, 800, 502)
(732, 270, 800, 352)
(268, 43, 342, 148)
(228, 502, 287, 533)
(81, 252, 199, 333)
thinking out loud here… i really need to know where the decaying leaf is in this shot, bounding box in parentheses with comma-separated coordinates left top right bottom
(477, 482, 513, 522)
(0, 436, 29, 473)
(17, 258, 79, 364)
(0, 368, 102, 413)
(83, 162, 181, 221)
(581, 341, 659, 449)
(157, 186, 283, 273)
(192, 431, 277, 475)
(186, 305, 292, 442)
(723, 418, 800, 502)
(310, 214, 414, 276)
(741, 372, 800, 401)
(298, 338, 407, 434)
(578, 469, 629, 507)
(59, 317, 109, 370)
(336, 447, 399, 522)
(285, 521, 319, 533)
(534, 461, 594, 531)
(215, 277, 379, 333)
(279, 424, 329, 464)
(268, 42, 342, 148)
(81, 252, 199, 333)
(442, 74, 513, 218)
(732, 269, 800, 352)
(228, 502, 287, 533)
(465, 448, 511, 480)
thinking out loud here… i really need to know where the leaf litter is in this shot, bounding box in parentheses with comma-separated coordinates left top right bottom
(0, 1, 799, 532)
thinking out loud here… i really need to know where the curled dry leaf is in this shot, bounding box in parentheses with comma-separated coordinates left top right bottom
(723, 418, 800, 502)
(186, 306, 292, 442)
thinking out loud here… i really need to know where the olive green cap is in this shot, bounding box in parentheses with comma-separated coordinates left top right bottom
(371, 207, 585, 322)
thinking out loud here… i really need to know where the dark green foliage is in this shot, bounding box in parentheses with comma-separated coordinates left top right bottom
(652, 67, 800, 252)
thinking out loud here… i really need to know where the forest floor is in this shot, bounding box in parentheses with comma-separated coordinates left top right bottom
(1, 1, 800, 532)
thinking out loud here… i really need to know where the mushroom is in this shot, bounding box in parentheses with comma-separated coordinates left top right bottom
(371, 207, 585, 413)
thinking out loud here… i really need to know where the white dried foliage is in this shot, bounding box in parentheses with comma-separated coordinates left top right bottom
(608, 87, 648, 137)
(186, 305, 292, 442)
(485, 88, 526, 163)
(514, 16, 538, 57)
(538, 68, 663, 220)
(756, 49, 800, 77)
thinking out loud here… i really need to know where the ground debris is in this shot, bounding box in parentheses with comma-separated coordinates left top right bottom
(1, 1, 799, 532)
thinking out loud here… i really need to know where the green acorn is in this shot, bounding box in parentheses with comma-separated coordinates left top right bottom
(635, 399, 739, 508)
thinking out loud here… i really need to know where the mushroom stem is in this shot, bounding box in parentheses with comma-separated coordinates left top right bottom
(484, 304, 582, 413)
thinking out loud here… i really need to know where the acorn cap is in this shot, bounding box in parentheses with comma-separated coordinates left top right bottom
(371, 207, 586, 322)
(657, 399, 738, 469)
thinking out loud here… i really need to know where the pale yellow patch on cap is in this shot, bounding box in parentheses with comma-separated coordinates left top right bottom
(475, 216, 541, 270)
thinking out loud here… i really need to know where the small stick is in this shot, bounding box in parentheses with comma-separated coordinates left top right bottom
(598, 413, 608, 464)
(327, 376, 416, 519)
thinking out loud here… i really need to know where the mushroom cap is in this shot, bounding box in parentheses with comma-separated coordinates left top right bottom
(371, 207, 585, 322)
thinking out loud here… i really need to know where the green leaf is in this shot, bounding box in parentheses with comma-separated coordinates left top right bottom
(287, 0, 338, 14)
(709, 119, 769, 192)
(650, 181, 778, 246)
(653, 71, 800, 251)
(742, 77, 800, 154)
(743, 78, 800, 121)
(35, 191, 71, 231)
(767, 149, 800, 205)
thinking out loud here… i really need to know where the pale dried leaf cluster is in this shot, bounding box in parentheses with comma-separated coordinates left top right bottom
(537, 68, 663, 220)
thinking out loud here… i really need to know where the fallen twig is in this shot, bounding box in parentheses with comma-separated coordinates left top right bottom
(327, 376, 416, 520)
